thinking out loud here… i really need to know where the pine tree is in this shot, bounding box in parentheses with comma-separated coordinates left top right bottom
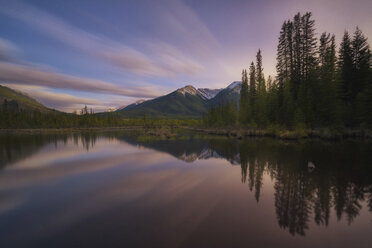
(292, 13, 303, 99)
(301, 12, 317, 81)
(318, 32, 337, 125)
(240, 69, 249, 124)
(352, 27, 370, 95)
(256, 49, 267, 126)
(249, 62, 256, 106)
(276, 22, 287, 108)
(337, 31, 354, 126)
(337, 31, 353, 103)
(276, 22, 288, 86)
(248, 62, 257, 123)
(256, 49, 266, 93)
(351, 27, 371, 125)
(296, 12, 318, 126)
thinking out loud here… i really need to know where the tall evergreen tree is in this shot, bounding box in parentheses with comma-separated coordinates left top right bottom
(276, 22, 288, 86)
(276, 22, 287, 108)
(352, 27, 370, 97)
(292, 13, 303, 99)
(337, 31, 353, 103)
(249, 62, 257, 121)
(351, 27, 371, 124)
(256, 49, 267, 125)
(256, 49, 266, 93)
(337, 31, 356, 126)
(318, 32, 337, 125)
(249, 62, 256, 103)
(301, 12, 317, 81)
(240, 69, 249, 124)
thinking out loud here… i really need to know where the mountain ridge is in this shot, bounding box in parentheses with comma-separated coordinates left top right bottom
(0, 85, 52, 113)
(117, 82, 241, 118)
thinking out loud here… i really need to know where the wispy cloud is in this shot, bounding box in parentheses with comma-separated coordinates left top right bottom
(0, 2, 207, 78)
(0, 62, 164, 98)
(3, 84, 131, 112)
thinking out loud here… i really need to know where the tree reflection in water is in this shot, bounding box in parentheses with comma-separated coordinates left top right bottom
(179, 137, 372, 236)
(223, 139, 371, 236)
(1, 132, 371, 236)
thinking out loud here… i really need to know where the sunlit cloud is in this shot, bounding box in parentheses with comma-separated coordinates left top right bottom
(2, 83, 136, 113)
(0, 62, 164, 98)
(0, 2, 207, 78)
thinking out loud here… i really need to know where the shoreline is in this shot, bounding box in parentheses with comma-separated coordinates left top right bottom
(182, 127, 372, 141)
(1, 126, 371, 141)
(0, 126, 143, 134)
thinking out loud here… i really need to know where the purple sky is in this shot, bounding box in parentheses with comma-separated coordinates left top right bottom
(0, 0, 371, 112)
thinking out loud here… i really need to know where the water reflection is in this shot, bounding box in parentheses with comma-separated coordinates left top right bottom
(0, 131, 372, 239)
(206, 138, 372, 235)
(103, 133, 372, 236)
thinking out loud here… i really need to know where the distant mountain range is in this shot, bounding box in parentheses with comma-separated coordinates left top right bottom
(0, 81, 242, 117)
(117, 81, 241, 118)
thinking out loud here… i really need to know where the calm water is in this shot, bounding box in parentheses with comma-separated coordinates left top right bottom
(0, 131, 372, 248)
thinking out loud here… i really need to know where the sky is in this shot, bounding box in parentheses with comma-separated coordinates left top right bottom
(0, 0, 371, 112)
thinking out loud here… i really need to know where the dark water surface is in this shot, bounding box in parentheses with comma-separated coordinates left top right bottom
(0, 131, 372, 248)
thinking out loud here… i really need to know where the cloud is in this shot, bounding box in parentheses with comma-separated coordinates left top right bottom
(28, 90, 100, 107)
(146, 42, 205, 75)
(2, 83, 132, 113)
(154, 0, 220, 57)
(0, 62, 164, 98)
(0, 38, 18, 63)
(98, 49, 173, 77)
(0, 2, 206, 78)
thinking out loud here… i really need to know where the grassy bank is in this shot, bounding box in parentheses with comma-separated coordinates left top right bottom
(183, 126, 372, 140)
(1, 124, 372, 141)
(0, 126, 180, 139)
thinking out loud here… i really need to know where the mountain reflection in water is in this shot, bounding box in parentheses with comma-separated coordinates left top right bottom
(0, 131, 371, 247)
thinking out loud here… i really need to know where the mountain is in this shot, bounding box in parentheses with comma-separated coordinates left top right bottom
(117, 85, 208, 118)
(208, 81, 241, 106)
(117, 82, 241, 118)
(0, 85, 51, 112)
(197, 88, 222, 100)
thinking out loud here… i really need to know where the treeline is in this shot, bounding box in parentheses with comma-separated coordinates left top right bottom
(202, 100, 238, 126)
(205, 12, 372, 129)
(0, 101, 199, 129)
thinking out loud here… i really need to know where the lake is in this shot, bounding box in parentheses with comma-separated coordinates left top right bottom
(0, 130, 372, 248)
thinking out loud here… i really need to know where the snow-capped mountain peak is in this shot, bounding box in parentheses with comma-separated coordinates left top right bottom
(197, 88, 223, 100)
(177, 85, 199, 96)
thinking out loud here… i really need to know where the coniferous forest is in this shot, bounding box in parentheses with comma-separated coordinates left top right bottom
(204, 12, 372, 130)
(0, 102, 196, 129)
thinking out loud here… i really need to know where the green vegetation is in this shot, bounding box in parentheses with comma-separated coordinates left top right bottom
(204, 12, 372, 131)
(0, 101, 201, 129)
(0, 85, 51, 112)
